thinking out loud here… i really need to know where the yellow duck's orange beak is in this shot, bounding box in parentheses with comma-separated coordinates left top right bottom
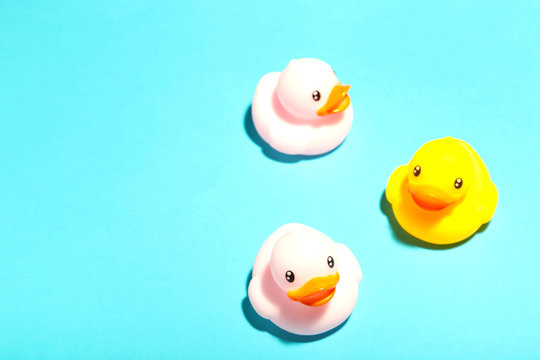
(286, 273, 340, 306)
(408, 183, 456, 211)
(317, 83, 351, 116)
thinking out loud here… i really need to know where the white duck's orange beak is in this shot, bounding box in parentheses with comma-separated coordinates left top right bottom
(317, 83, 351, 116)
(286, 272, 340, 306)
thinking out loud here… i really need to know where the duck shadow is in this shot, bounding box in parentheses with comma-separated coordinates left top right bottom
(241, 269, 348, 343)
(243, 105, 340, 163)
(379, 189, 489, 250)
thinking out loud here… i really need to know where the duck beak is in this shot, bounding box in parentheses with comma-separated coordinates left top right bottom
(317, 83, 351, 116)
(287, 272, 340, 306)
(407, 183, 456, 211)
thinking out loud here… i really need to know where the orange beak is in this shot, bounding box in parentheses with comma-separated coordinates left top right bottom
(286, 272, 340, 306)
(317, 83, 351, 116)
(407, 183, 455, 211)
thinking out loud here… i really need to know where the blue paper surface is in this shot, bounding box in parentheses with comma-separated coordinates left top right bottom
(1, 1, 539, 358)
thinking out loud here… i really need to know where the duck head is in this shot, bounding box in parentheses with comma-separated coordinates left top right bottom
(276, 58, 351, 120)
(406, 137, 475, 211)
(270, 227, 340, 307)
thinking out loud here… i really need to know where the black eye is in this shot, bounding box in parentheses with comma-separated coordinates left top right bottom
(454, 178, 463, 189)
(413, 166, 421, 177)
(312, 90, 321, 101)
(327, 256, 334, 268)
(285, 270, 295, 282)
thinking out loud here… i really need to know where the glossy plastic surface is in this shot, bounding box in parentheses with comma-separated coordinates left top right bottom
(251, 58, 353, 155)
(385, 137, 498, 245)
(248, 223, 362, 336)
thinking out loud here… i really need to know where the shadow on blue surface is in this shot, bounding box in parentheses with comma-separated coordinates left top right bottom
(243, 105, 340, 163)
(379, 189, 489, 250)
(241, 269, 348, 343)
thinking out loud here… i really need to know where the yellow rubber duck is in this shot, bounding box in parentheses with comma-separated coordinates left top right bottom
(385, 137, 498, 245)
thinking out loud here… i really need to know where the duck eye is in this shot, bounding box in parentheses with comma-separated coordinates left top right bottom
(312, 90, 321, 101)
(413, 166, 421, 177)
(327, 256, 334, 268)
(285, 270, 295, 282)
(454, 178, 463, 189)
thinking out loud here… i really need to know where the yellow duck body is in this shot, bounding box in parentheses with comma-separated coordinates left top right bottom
(385, 137, 498, 245)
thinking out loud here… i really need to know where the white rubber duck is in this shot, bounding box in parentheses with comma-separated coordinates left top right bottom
(248, 223, 362, 336)
(251, 58, 354, 156)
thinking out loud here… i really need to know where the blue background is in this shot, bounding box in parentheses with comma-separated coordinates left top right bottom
(1, 1, 539, 358)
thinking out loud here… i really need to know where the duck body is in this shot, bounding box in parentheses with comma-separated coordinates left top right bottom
(248, 223, 362, 336)
(386, 137, 498, 245)
(251, 59, 353, 155)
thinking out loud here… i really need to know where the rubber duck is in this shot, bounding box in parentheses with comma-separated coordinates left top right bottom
(248, 223, 362, 336)
(385, 137, 498, 245)
(251, 58, 353, 155)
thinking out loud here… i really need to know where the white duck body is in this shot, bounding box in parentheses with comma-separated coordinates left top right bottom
(248, 223, 362, 336)
(251, 59, 354, 156)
